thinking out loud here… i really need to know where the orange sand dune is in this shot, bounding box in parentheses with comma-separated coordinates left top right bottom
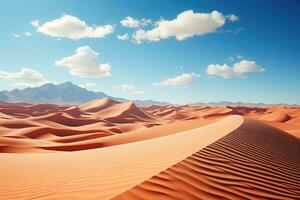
(0, 99, 300, 199)
(0, 99, 299, 153)
(0, 116, 243, 199)
(115, 119, 300, 200)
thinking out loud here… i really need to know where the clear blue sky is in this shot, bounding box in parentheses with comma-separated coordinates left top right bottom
(0, 0, 299, 104)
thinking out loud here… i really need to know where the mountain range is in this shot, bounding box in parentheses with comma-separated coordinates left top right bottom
(0, 82, 170, 105)
(0, 82, 297, 106)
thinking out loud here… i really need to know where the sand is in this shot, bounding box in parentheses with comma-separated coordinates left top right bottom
(0, 98, 299, 199)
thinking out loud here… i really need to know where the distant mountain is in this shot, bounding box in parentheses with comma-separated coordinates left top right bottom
(0, 82, 171, 105)
(0, 82, 110, 104)
(1, 82, 296, 106)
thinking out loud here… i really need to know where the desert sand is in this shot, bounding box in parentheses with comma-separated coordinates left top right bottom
(0, 98, 299, 199)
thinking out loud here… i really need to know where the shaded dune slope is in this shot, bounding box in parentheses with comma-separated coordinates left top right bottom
(114, 119, 300, 200)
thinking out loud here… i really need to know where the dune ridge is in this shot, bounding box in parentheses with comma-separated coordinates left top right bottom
(114, 118, 300, 200)
(0, 116, 243, 200)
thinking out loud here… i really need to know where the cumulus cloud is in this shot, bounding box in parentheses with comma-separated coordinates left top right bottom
(0, 68, 47, 88)
(207, 60, 265, 79)
(117, 33, 129, 40)
(114, 84, 145, 95)
(133, 10, 226, 43)
(153, 73, 199, 87)
(55, 46, 111, 78)
(32, 14, 114, 40)
(226, 14, 239, 22)
(120, 16, 151, 28)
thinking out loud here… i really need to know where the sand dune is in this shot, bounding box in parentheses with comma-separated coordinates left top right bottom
(0, 116, 243, 199)
(79, 98, 119, 112)
(0, 99, 300, 199)
(114, 119, 300, 200)
(0, 99, 299, 153)
(259, 111, 291, 122)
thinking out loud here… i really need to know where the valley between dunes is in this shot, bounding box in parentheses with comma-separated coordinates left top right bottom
(0, 98, 299, 199)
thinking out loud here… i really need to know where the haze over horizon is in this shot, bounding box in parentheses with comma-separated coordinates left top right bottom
(0, 0, 299, 104)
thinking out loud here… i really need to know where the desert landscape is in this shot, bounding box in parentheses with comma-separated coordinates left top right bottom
(1, 1, 299, 199)
(1, 98, 299, 199)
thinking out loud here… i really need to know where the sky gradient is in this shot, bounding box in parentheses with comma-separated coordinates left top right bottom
(0, 0, 299, 104)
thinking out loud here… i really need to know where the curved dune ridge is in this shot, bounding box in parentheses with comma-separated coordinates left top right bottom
(114, 119, 300, 200)
(0, 116, 243, 200)
(1, 116, 300, 199)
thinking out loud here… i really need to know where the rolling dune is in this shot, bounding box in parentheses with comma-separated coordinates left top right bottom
(0, 99, 300, 199)
(0, 116, 243, 199)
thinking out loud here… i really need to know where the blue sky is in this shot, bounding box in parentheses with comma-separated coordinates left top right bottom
(0, 0, 299, 104)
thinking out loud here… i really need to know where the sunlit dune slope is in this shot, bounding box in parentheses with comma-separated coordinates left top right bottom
(0, 116, 243, 200)
(114, 118, 300, 200)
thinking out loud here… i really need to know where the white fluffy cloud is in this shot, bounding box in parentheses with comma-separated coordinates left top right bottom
(133, 10, 226, 43)
(114, 84, 145, 95)
(117, 33, 129, 40)
(0, 68, 47, 88)
(153, 73, 199, 87)
(207, 60, 265, 79)
(226, 14, 239, 22)
(55, 46, 111, 78)
(32, 14, 114, 40)
(120, 16, 151, 28)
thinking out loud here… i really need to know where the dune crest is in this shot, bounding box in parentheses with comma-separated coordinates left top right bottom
(114, 118, 300, 200)
(0, 116, 243, 200)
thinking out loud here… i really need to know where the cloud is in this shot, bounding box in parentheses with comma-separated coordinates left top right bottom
(31, 19, 39, 27)
(117, 33, 129, 40)
(0, 68, 47, 88)
(226, 14, 239, 22)
(13, 33, 21, 38)
(114, 84, 145, 95)
(55, 46, 111, 78)
(236, 54, 243, 59)
(207, 60, 265, 79)
(120, 16, 151, 28)
(133, 10, 226, 43)
(227, 54, 243, 62)
(23, 32, 32, 36)
(153, 72, 199, 87)
(32, 14, 114, 40)
(13, 32, 32, 38)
